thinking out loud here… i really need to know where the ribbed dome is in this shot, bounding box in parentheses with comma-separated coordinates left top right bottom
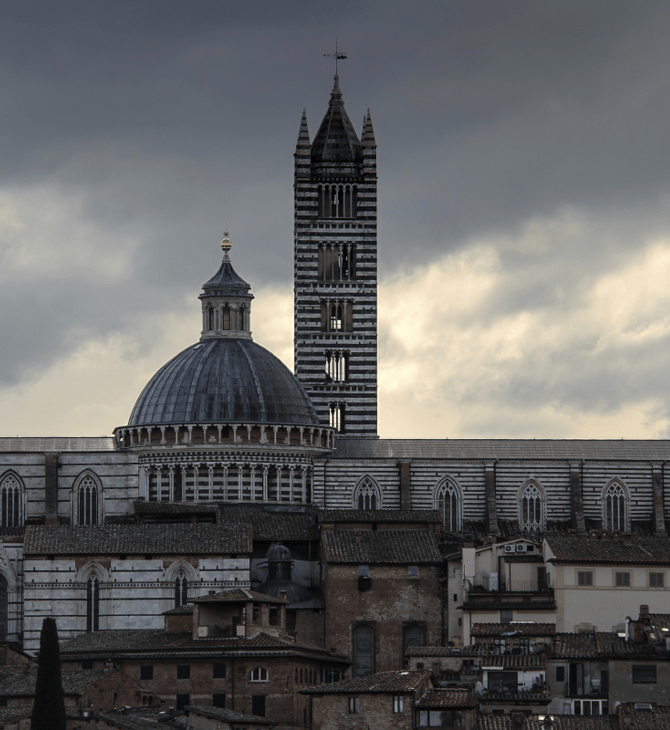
(128, 338, 319, 427)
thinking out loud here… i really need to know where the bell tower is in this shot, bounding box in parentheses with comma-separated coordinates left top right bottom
(294, 75, 378, 437)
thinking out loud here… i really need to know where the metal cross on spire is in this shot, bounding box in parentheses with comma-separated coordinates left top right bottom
(323, 40, 347, 75)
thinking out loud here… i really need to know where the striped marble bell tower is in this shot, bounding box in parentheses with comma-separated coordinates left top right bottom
(294, 74, 378, 437)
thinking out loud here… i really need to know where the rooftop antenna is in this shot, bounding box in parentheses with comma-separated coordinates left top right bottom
(323, 39, 347, 75)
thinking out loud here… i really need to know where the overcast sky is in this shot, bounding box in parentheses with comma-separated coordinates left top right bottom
(2, 1, 670, 439)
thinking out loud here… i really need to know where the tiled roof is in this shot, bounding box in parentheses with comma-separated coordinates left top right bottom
(0, 437, 116, 452)
(162, 605, 193, 615)
(220, 504, 319, 541)
(192, 587, 287, 604)
(479, 654, 546, 670)
(406, 646, 459, 657)
(415, 688, 476, 708)
(472, 623, 556, 637)
(98, 707, 184, 730)
(552, 632, 598, 659)
(331, 438, 670, 460)
(545, 534, 670, 565)
(0, 706, 33, 725)
(302, 669, 431, 694)
(476, 719, 614, 730)
(618, 703, 670, 730)
(133, 501, 218, 516)
(60, 630, 188, 654)
(319, 509, 441, 524)
(0, 667, 112, 697)
(24, 523, 252, 555)
(322, 530, 442, 564)
(184, 705, 275, 725)
(60, 629, 348, 663)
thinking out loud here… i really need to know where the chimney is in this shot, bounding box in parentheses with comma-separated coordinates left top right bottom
(639, 605, 650, 620)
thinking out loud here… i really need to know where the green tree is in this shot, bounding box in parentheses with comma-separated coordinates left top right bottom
(31, 617, 66, 730)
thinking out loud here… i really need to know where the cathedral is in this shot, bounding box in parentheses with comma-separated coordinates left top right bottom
(0, 74, 669, 711)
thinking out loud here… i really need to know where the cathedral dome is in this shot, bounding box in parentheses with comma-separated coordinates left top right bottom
(128, 337, 319, 427)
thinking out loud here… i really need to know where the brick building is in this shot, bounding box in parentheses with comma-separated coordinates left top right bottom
(301, 670, 433, 730)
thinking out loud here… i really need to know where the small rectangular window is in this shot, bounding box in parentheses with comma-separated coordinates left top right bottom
(632, 665, 657, 683)
(577, 571, 593, 586)
(212, 693, 226, 708)
(213, 663, 226, 679)
(392, 695, 404, 713)
(615, 571, 630, 587)
(453, 593, 458, 602)
(140, 665, 154, 680)
(176, 694, 190, 711)
(556, 666, 565, 682)
(501, 609, 513, 623)
(177, 664, 190, 680)
(408, 566, 419, 578)
(348, 697, 359, 714)
(81, 661, 93, 671)
(649, 572, 664, 588)
(358, 565, 369, 577)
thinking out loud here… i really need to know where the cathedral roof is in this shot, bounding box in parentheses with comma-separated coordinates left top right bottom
(311, 75, 363, 164)
(24, 523, 252, 555)
(127, 337, 319, 428)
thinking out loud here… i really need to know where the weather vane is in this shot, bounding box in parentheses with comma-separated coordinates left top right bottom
(323, 39, 347, 75)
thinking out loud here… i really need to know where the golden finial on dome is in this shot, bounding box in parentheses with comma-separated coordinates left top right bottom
(221, 228, 232, 253)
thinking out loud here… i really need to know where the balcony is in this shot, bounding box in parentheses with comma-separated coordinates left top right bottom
(471, 578, 551, 593)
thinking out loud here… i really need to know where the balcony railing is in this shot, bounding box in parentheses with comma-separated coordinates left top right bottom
(471, 578, 551, 593)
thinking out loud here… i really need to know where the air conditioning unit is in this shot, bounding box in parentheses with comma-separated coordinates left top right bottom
(504, 545, 516, 553)
(516, 545, 527, 553)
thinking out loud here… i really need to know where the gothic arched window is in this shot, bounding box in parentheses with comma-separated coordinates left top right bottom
(78, 475, 99, 526)
(86, 577, 100, 632)
(175, 575, 188, 608)
(0, 474, 23, 528)
(354, 478, 381, 511)
(435, 478, 461, 532)
(604, 482, 627, 531)
(352, 625, 375, 677)
(519, 483, 545, 532)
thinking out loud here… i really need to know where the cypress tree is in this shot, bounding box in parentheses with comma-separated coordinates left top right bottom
(31, 617, 67, 730)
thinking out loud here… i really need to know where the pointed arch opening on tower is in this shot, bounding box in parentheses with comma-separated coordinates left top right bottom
(320, 299, 353, 333)
(517, 480, 547, 533)
(317, 184, 358, 219)
(602, 479, 629, 532)
(434, 477, 462, 533)
(329, 401, 346, 434)
(0, 472, 24, 529)
(318, 243, 357, 281)
(353, 476, 381, 511)
(325, 350, 349, 382)
(72, 470, 103, 526)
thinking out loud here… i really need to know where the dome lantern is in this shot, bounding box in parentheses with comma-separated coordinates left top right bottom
(199, 231, 254, 340)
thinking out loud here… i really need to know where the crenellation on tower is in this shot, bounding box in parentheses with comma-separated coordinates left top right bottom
(294, 75, 378, 438)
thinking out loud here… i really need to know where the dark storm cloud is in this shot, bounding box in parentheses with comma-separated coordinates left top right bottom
(2, 0, 670, 434)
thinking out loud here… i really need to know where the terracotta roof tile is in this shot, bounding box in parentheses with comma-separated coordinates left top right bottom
(472, 623, 556, 637)
(220, 504, 319, 541)
(192, 587, 286, 604)
(322, 530, 442, 564)
(24, 523, 252, 556)
(184, 705, 275, 725)
(415, 688, 476, 708)
(546, 534, 670, 565)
